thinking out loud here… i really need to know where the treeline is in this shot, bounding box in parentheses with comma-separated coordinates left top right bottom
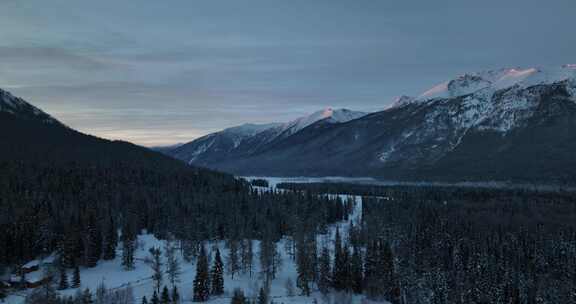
(276, 181, 576, 200)
(0, 161, 352, 274)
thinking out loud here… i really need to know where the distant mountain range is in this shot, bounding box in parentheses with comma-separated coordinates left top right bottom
(165, 65, 576, 184)
(167, 108, 367, 167)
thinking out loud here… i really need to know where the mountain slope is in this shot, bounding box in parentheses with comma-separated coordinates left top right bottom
(181, 65, 576, 184)
(0, 88, 186, 169)
(168, 108, 367, 166)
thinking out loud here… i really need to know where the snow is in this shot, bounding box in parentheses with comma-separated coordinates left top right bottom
(416, 65, 576, 102)
(181, 108, 367, 164)
(278, 108, 367, 137)
(224, 123, 281, 137)
(418, 81, 450, 100)
(5, 180, 384, 304)
(388, 96, 415, 109)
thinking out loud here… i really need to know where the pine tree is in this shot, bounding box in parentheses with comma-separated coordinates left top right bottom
(241, 239, 254, 277)
(227, 239, 240, 279)
(150, 291, 159, 304)
(102, 217, 117, 260)
(193, 245, 210, 302)
(171, 286, 180, 303)
(121, 224, 136, 270)
(318, 246, 332, 295)
(211, 248, 224, 295)
(72, 264, 81, 288)
(58, 264, 69, 290)
(296, 234, 315, 296)
(85, 213, 102, 268)
(341, 245, 352, 293)
(332, 228, 347, 291)
(160, 286, 170, 304)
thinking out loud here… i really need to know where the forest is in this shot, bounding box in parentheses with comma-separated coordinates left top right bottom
(281, 182, 576, 303)
(3, 168, 576, 303)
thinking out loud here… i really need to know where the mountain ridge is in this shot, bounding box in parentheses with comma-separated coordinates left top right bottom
(165, 65, 576, 184)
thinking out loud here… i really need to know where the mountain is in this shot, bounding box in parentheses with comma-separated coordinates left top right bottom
(168, 108, 367, 166)
(169, 65, 576, 184)
(0, 88, 184, 168)
(1, 89, 63, 126)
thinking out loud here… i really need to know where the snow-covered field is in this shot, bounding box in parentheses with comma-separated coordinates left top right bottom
(5, 181, 383, 304)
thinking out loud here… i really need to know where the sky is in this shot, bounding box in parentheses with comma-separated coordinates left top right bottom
(1, 0, 575, 146)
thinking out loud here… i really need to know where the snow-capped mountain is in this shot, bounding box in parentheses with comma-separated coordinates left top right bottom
(416, 65, 576, 101)
(175, 65, 576, 183)
(0, 88, 63, 126)
(167, 108, 367, 166)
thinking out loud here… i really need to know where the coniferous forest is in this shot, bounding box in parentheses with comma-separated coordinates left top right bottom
(3, 164, 576, 303)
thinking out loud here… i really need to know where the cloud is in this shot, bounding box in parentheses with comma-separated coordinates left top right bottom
(1, 0, 575, 146)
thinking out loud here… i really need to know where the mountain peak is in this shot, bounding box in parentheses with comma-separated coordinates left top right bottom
(416, 65, 576, 102)
(286, 108, 367, 133)
(0, 88, 62, 125)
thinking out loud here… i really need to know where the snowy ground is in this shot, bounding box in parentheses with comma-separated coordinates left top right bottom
(5, 178, 386, 304)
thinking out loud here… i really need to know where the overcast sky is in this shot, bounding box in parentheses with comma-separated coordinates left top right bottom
(1, 0, 574, 146)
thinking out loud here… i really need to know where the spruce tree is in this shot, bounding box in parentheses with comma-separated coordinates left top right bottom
(102, 217, 117, 260)
(241, 239, 254, 277)
(85, 213, 102, 268)
(193, 245, 210, 302)
(58, 264, 69, 290)
(211, 248, 224, 295)
(318, 246, 332, 295)
(351, 247, 363, 294)
(72, 264, 81, 288)
(160, 286, 170, 304)
(341, 245, 352, 293)
(227, 239, 240, 279)
(332, 228, 347, 291)
(121, 224, 136, 270)
(296, 235, 314, 296)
